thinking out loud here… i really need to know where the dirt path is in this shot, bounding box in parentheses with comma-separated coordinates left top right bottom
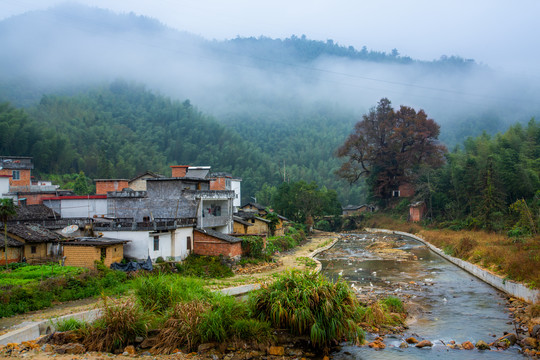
(0, 231, 339, 337)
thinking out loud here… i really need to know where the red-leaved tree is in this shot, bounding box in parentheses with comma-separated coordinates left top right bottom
(336, 98, 446, 202)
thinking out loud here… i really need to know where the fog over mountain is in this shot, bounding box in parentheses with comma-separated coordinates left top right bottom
(0, 3, 538, 146)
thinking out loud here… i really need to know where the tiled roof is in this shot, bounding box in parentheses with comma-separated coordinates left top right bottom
(13, 204, 59, 221)
(61, 237, 130, 247)
(195, 229, 242, 243)
(6, 223, 62, 243)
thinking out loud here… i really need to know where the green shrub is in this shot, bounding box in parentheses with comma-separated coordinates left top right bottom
(241, 236, 266, 259)
(315, 220, 331, 231)
(175, 255, 233, 279)
(250, 270, 364, 349)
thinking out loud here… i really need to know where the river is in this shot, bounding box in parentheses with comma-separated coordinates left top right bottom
(317, 232, 523, 359)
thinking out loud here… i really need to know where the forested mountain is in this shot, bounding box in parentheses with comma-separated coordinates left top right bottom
(0, 82, 279, 200)
(0, 4, 539, 205)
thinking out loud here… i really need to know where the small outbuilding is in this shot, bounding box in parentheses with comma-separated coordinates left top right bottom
(409, 201, 427, 222)
(62, 237, 129, 269)
(193, 229, 242, 260)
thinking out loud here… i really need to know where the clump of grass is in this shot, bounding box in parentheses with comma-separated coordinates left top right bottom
(296, 256, 317, 268)
(175, 255, 233, 279)
(230, 318, 274, 342)
(54, 317, 88, 332)
(198, 294, 249, 343)
(134, 274, 211, 313)
(381, 296, 404, 313)
(151, 301, 210, 354)
(82, 297, 148, 353)
(250, 269, 364, 350)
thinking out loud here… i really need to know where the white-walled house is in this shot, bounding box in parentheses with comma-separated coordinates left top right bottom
(43, 195, 108, 218)
(95, 221, 194, 262)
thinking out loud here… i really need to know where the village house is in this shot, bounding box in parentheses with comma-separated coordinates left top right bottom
(62, 237, 129, 269)
(43, 195, 108, 219)
(409, 201, 427, 222)
(128, 171, 163, 191)
(342, 204, 376, 216)
(239, 202, 268, 216)
(95, 179, 129, 195)
(391, 183, 415, 198)
(193, 228, 242, 260)
(0, 156, 32, 187)
(235, 211, 271, 236)
(0, 236, 24, 265)
(232, 215, 254, 235)
(3, 223, 63, 264)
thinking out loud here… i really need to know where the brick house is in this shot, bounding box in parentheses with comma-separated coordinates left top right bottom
(193, 228, 242, 260)
(235, 212, 271, 235)
(392, 183, 415, 198)
(95, 179, 130, 195)
(0, 156, 33, 187)
(62, 237, 128, 269)
(409, 201, 427, 222)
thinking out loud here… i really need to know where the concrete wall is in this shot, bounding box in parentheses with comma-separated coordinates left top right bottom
(366, 228, 540, 303)
(61, 198, 108, 218)
(171, 227, 193, 260)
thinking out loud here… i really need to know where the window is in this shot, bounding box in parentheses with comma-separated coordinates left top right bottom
(187, 236, 192, 250)
(153, 236, 159, 251)
(31, 246, 37, 254)
(12, 170, 20, 180)
(392, 190, 400, 198)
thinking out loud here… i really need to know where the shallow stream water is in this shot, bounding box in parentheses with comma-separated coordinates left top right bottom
(317, 232, 523, 359)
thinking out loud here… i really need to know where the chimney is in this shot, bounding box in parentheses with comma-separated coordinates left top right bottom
(170, 165, 189, 177)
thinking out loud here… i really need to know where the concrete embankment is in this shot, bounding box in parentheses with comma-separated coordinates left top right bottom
(366, 228, 540, 304)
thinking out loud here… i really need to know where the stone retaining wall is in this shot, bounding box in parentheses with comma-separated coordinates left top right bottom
(366, 228, 540, 304)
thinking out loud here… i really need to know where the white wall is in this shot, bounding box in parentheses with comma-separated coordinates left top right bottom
(231, 180, 241, 210)
(172, 227, 193, 260)
(59, 199, 108, 218)
(0, 177, 9, 198)
(100, 228, 193, 262)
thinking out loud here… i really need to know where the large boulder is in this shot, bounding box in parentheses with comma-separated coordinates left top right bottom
(415, 340, 433, 348)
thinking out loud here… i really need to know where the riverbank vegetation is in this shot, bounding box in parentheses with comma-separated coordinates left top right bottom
(358, 213, 540, 288)
(46, 270, 404, 355)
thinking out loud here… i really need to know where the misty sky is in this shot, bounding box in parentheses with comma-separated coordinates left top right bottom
(1, 0, 539, 76)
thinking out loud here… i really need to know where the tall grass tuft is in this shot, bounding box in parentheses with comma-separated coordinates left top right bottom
(54, 317, 88, 332)
(134, 274, 211, 313)
(151, 301, 210, 354)
(250, 269, 364, 349)
(198, 294, 249, 343)
(82, 297, 147, 352)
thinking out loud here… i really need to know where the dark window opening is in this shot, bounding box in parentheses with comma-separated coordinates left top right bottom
(12, 170, 20, 180)
(100, 248, 106, 261)
(153, 236, 159, 251)
(31, 246, 37, 254)
(187, 236, 192, 250)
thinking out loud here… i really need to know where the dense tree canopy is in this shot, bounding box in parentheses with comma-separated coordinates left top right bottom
(336, 98, 446, 201)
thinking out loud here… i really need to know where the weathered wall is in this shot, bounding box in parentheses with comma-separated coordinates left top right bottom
(245, 219, 269, 235)
(24, 243, 48, 263)
(366, 228, 540, 303)
(63, 246, 99, 268)
(0, 169, 31, 187)
(0, 247, 22, 264)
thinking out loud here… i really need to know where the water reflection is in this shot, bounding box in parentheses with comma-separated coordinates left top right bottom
(317, 232, 522, 359)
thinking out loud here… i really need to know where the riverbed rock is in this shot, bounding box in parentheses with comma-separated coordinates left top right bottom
(55, 343, 85, 355)
(475, 340, 490, 350)
(399, 342, 408, 348)
(123, 345, 136, 355)
(415, 340, 433, 348)
(462, 341, 474, 350)
(368, 340, 386, 349)
(521, 337, 538, 349)
(406, 337, 418, 344)
(198, 343, 218, 354)
(268, 346, 285, 356)
(531, 324, 540, 338)
(494, 333, 517, 348)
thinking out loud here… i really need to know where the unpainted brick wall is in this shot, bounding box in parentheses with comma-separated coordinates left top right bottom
(64, 246, 100, 269)
(96, 180, 129, 195)
(193, 231, 242, 258)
